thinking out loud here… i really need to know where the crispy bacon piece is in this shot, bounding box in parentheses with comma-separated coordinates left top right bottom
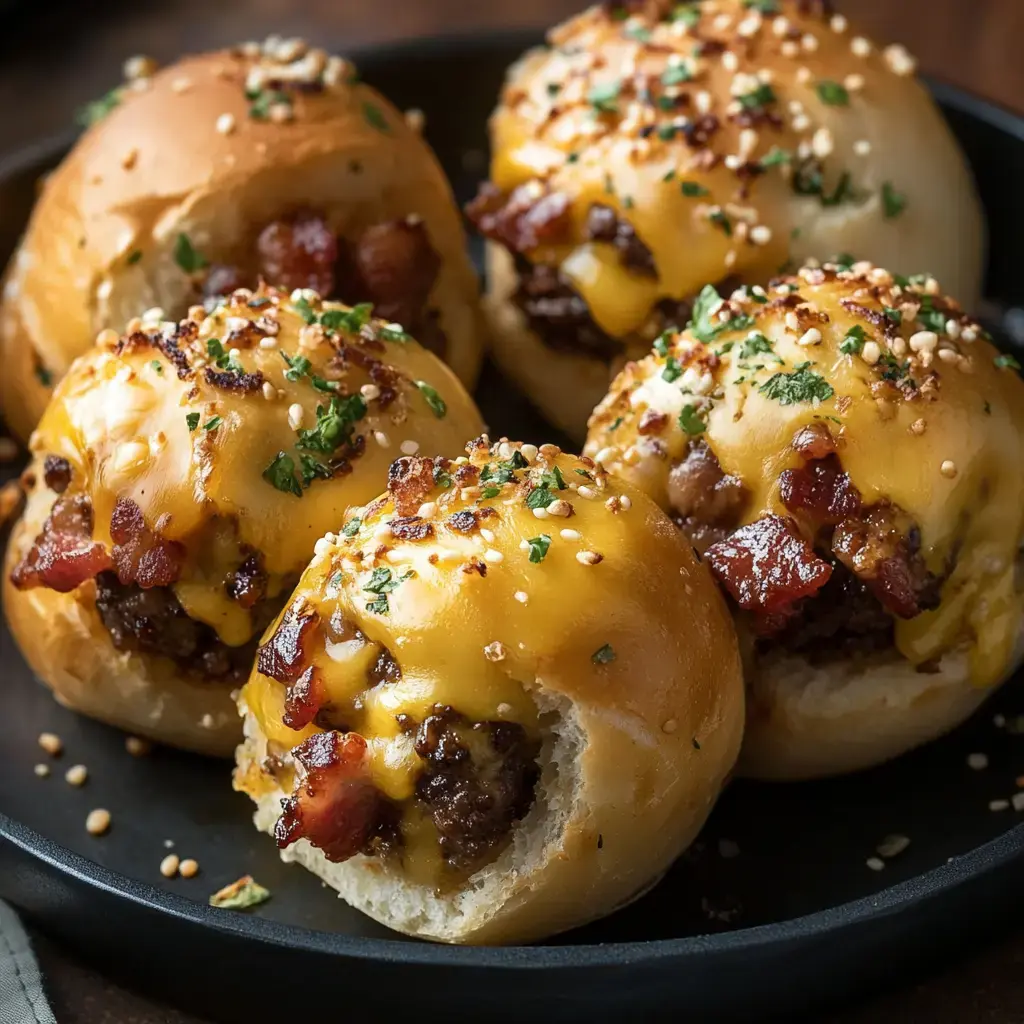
(832, 505, 941, 619)
(274, 731, 380, 862)
(226, 552, 268, 610)
(706, 514, 833, 634)
(388, 516, 434, 542)
(637, 410, 669, 435)
(791, 423, 837, 461)
(257, 605, 321, 683)
(10, 495, 111, 592)
(109, 498, 186, 589)
(203, 367, 265, 393)
(667, 441, 747, 525)
(779, 455, 861, 525)
(446, 509, 480, 534)
(350, 220, 440, 327)
(387, 456, 438, 516)
(586, 203, 656, 276)
(465, 182, 572, 254)
(42, 455, 72, 494)
(282, 666, 329, 731)
(257, 212, 338, 296)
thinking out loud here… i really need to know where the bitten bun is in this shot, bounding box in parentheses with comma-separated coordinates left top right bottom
(3, 287, 483, 756)
(0, 37, 484, 440)
(469, 0, 983, 440)
(585, 260, 1024, 779)
(234, 437, 744, 942)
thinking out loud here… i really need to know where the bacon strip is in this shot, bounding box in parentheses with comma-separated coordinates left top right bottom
(387, 456, 438, 516)
(10, 496, 111, 593)
(465, 182, 572, 253)
(779, 456, 861, 525)
(706, 514, 833, 634)
(109, 497, 186, 589)
(274, 731, 380, 862)
(257, 605, 320, 683)
(282, 666, 329, 731)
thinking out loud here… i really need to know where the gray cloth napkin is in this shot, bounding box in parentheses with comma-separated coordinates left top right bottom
(0, 902, 55, 1024)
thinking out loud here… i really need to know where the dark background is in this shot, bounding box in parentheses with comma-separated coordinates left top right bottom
(3, 1, 1024, 1021)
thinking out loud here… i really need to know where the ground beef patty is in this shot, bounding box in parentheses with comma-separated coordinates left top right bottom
(94, 572, 285, 682)
(414, 704, 540, 873)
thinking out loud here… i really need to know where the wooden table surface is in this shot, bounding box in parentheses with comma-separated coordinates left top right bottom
(3, 0, 1024, 1021)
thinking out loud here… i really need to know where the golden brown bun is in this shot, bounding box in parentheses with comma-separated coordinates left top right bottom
(585, 260, 1024, 779)
(478, 0, 983, 440)
(4, 288, 484, 755)
(0, 38, 483, 440)
(235, 437, 744, 942)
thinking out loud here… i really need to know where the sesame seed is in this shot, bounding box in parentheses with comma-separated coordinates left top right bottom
(400, 440, 420, 456)
(520, 444, 539, 463)
(360, 384, 381, 401)
(532, 507, 549, 520)
(830, 14, 848, 32)
(546, 499, 574, 517)
(560, 528, 581, 541)
(125, 736, 151, 757)
(853, 139, 872, 156)
(796, 66, 813, 85)
(404, 108, 426, 132)
(479, 527, 496, 544)
(96, 328, 120, 347)
(484, 549, 504, 564)
(287, 404, 304, 429)
(812, 127, 834, 159)
(577, 485, 598, 501)
(861, 341, 881, 365)
(750, 225, 772, 246)
(313, 537, 333, 558)
(662, 719, 678, 734)
(910, 418, 927, 436)
(417, 502, 437, 519)
(258, 336, 278, 349)
(851, 36, 871, 57)
(773, 16, 790, 36)
(967, 752, 989, 770)
(483, 641, 507, 662)
(86, 809, 111, 836)
(695, 90, 713, 114)
(909, 331, 938, 353)
(124, 54, 158, 80)
(791, 113, 811, 132)
(876, 834, 911, 858)
(262, 381, 277, 401)
(216, 113, 236, 135)
(170, 76, 191, 93)
(179, 858, 200, 878)
(801, 33, 819, 52)
(373, 431, 390, 448)
(866, 857, 886, 871)
(884, 44, 916, 76)
(576, 550, 603, 566)
(160, 854, 180, 878)
(65, 764, 88, 787)
(496, 702, 513, 716)
(937, 347, 959, 364)
(844, 73, 865, 93)
(38, 733, 63, 756)
(461, 486, 481, 501)
(781, 40, 800, 59)
(514, 591, 529, 604)
(33, 764, 50, 778)
(961, 326, 978, 343)
(945, 319, 961, 339)
(940, 460, 958, 479)
(798, 328, 823, 347)
(1012, 792, 1024, 812)
(990, 799, 1010, 812)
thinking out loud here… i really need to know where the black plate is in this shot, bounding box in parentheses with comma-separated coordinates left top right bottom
(3, 32, 1024, 1024)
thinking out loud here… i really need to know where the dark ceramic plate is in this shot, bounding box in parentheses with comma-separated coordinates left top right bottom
(3, 32, 1024, 1024)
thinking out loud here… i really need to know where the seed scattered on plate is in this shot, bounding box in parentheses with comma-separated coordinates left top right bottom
(866, 857, 886, 871)
(209, 875, 270, 910)
(966, 752, 989, 771)
(179, 858, 200, 879)
(989, 799, 1010, 812)
(876, 834, 910, 859)
(160, 854, 180, 878)
(38, 732, 63, 756)
(125, 736, 153, 757)
(64, 764, 88, 787)
(86, 809, 111, 836)
(33, 764, 50, 778)
(163, 839, 175, 849)
(1010, 792, 1024, 812)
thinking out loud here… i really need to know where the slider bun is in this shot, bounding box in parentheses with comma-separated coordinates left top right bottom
(4, 288, 484, 755)
(235, 438, 744, 942)
(480, 0, 983, 439)
(0, 38, 483, 440)
(586, 260, 1024, 778)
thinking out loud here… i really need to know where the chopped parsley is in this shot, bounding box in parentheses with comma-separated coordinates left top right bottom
(657, 124, 678, 142)
(34, 364, 53, 387)
(297, 394, 367, 453)
(481, 485, 501, 499)
(738, 333, 773, 359)
(362, 102, 391, 132)
(363, 567, 413, 615)
(625, 24, 651, 41)
(678, 404, 706, 435)
(280, 350, 312, 382)
(320, 303, 374, 334)
(291, 297, 317, 324)
(653, 332, 672, 357)
(415, 381, 447, 419)
(209, 876, 271, 911)
(816, 80, 850, 106)
(820, 172, 855, 207)
(207, 338, 243, 373)
(662, 169, 677, 183)
(671, 3, 701, 26)
(681, 180, 709, 198)
(830, 252, 857, 272)
(662, 356, 683, 382)
(174, 233, 209, 274)
(688, 285, 754, 343)
(882, 182, 907, 219)
(758, 362, 834, 406)
(709, 210, 732, 236)
(995, 353, 1022, 371)
(433, 464, 453, 489)
(742, 0, 778, 10)
(662, 63, 693, 87)
(150, 360, 163, 375)
(692, 737, 702, 750)
(588, 80, 622, 114)
(759, 147, 791, 170)
(739, 83, 777, 110)
(608, 416, 624, 431)
(380, 323, 411, 343)
(883, 306, 902, 326)
(592, 643, 616, 665)
(298, 453, 332, 486)
(916, 297, 947, 334)
(526, 485, 556, 510)
(526, 534, 552, 564)
(342, 517, 362, 537)
(77, 88, 121, 127)
(248, 88, 291, 120)
(793, 162, 857, 207)
(263, 452, 302, 498)
(185, 412, 200, 432)
(839, 325, 867, 355)
(575, 468, 594, 480)
(127, 249, 143, 265)
(203, 416, 223, 432)
(880, 354, 911, 382)
(546, 82, 562, 97)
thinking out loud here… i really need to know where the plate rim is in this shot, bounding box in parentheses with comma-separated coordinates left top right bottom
(2, 28, 1024, 968)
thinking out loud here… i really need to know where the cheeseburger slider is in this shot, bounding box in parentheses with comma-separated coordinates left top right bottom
(468, 0, 983, 439)
(585, 260, 1024, 780)
(0, 36, 483, 441)
(4, 287, 483, 756)
(235, 437, 744, 943)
